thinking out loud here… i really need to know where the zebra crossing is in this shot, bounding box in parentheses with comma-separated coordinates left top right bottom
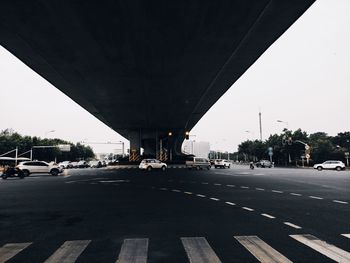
(1, 234, 350, 262)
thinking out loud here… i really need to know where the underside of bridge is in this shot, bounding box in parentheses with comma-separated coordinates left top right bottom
(0, 0, 315, 160)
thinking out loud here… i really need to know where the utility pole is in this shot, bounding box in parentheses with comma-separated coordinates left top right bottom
(259, 110, 262, 141)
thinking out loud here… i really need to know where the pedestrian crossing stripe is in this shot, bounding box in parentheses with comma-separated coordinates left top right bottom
(1, 234, 350, 262)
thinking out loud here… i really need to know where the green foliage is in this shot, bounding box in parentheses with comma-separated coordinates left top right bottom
(0, 129, 94, 162)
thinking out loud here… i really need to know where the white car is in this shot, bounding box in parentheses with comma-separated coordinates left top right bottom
(313, 160, 345, 171)
(214, 159, 231, 169)
(17, 161, 63, 176)
(139, 159, 167, 171)
(58, 161, 72, 169)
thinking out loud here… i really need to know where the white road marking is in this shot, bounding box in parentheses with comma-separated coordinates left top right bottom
(284, 222, 302, 229)
(214, 183, 222, 186)
(226, 184, 235, 187)
(225, 202, 236, 206)
(239, 172, 250, 175)
(0, 242, 32, 262)
(253, 173, 265, 176)
(201, 182, 209, 185)
(184, 191, 193, 195)
(272, 190, 283, 194)
(290, 193, 302, 196)
(181, 237, 222, 263)
(196, 194, 206, 198)
(333, 200, 348, 204)
(159, 188, 168, 191)
(235, 236, 292, 263)
(242, 207, 254, 212)
(290, 234, 350, 262)
(309, 196, 323, 200)
(241, 186, 249, 189)
(44, 240, 91, 263)
(210, 198, 220, 201)
(261, 213, 276, 219)
(116, 238, 148, 263)
(342, 234, 350, 239)
(256, 188, 265, 191)
(172, 189, 181, 193)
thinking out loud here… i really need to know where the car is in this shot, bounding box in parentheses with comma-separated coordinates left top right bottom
(256, 160, 273, 168)
(77, 160, 89, 168)
(58, 161, 72, 169)
(214, 159, 231, 169)
(1, 166, 25, 179)
(70, 161, 79, 168)
(313, 160, 345, 171)
(185, 157, 211, 170)
(139, 159, 167, 171)
(16, 161, 63, 176)
(89, 160, 102, 168)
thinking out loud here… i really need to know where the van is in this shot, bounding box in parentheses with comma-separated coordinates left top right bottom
(185, 157, 211, 170)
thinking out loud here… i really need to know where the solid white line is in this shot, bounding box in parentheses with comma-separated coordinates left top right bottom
(235, 236, 292, 263)
(44, 240, 91, 263)
(196, 194, 206, 198)
(261, 213, 276, 219)
(214, 183, 222, 186)
(181, 237, 222, 263)
(342, 234, 350, 239)
(210, 198, 220, 201)
(242, 207, 254, 212)
(225, 202, 236, 206)
(255, 188, 265, 191)
(172, 189, 181, 193)
(226, 184, 235, 187)
(184, 191, 193, 195)
(309, 196, 323, 200)
(290, 234, 350, 262)
(0, 242, 32, 262)
(290, 193, 302, 196)
(272, 190, 283, 194)
(284, 222, 302, 229)
(241, 186, 249, 189)
(333, 200, 348, 204)
(116, 238, 148, 263)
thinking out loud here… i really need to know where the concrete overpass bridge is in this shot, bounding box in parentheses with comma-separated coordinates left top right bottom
(0, 0, 315, 160)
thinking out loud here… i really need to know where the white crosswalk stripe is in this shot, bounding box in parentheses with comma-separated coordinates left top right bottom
(0, 242, 32, 262)
(290, 234, 350, 262)
(234, 236, 292, 263)
(44, 240, 91, 263)
(181, 237, 221, 263)
(116, 238, 148, 263)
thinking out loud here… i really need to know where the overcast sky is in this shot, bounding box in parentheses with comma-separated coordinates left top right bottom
(1, 0, 349, 153)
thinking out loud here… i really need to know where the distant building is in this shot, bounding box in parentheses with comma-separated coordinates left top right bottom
(182, 140, 210, 158)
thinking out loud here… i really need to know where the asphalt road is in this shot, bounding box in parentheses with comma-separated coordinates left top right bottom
(0, 165, 350, 262)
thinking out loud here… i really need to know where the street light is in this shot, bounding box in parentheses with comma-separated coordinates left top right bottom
(277, 120, 289, 129)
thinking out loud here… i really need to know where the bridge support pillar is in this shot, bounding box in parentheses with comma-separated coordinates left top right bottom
(128, 130, 141, 162)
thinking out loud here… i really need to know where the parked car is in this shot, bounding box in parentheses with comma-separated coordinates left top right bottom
(89, 160, 102, 168)
(58, 161, 72, 169)
(77, 160, 89, 168)
(256, 160, 273, 168)
(214, 159, 231, 169)
(186, 157, 211, 170)
(139, 159, 167, 171)
(16, 161, 63, 176)
(70, 162, 79, 168)
(313, 160, 345, 171)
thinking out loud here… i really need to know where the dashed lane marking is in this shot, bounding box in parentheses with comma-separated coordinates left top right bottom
(214, 183, 222, 186)
(240, 186, 249, 189)
(284, 222, 302, 229)
(210, 197, 220, 201)
(181, 237, 222, 263)
(196, 194, 206, 198)
(184, 191, 193, 195)
(333, 200, 348, 204)
(272, 190, 283, 194)
(235, 236, 292, 263)
(201, 182, 209, 185)
(225, 202, 236, 206)
(44, 240, 91, 263)
(261, 213, 276, 219)
(116, 238, 148, 263)
(172, 189, 181, 193)
(256, 188, 265, 191)
(309, 196, 323, 200)
(290, 234, 350, 262)
(226, 184, 235, 187)
(0, 242, 32, 262)
(159, 188, 168, 191)
(242, 207, 254, 212)
(290, 193, 302, 196)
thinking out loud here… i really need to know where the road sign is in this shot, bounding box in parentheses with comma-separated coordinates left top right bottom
(305, 153, 310, 159)
(58, 144, 71, 152)
(305, 145, 310, 150)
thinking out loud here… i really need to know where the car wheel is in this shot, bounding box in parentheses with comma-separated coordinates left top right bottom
(22, 170, 30, 177)
(336, 166, 342, 171)
(207, 166, 211, 170)
(1, 174, 7, 180)
(161, 166, 166, 171)
(147, 166, 152, 171)
(227, 165, 231, 169)
(50, 169, 59, 176)
(317, 166, 323, 171)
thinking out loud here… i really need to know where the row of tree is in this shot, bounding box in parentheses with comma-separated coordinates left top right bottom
(0, 129, 95, 162)
(235, 129, 350, 166)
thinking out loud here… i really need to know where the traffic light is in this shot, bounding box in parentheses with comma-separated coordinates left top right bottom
(185, 131, 190, 140)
